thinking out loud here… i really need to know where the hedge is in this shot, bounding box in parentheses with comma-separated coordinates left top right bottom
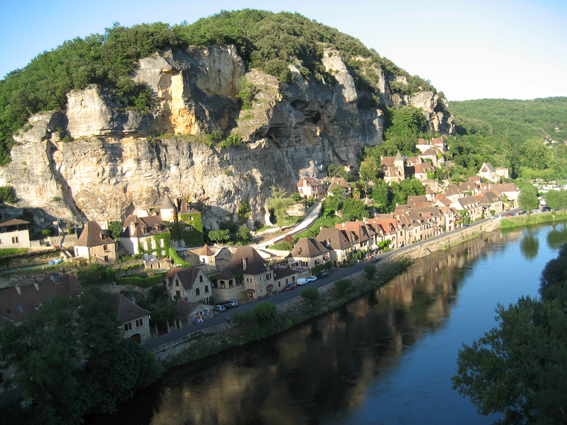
(116, 273, 166, 288)
(0, 248, 30, 258)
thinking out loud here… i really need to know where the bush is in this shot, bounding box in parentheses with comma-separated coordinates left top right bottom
(0, 186, 17, 204)
(300, 287, 320, 306)
(116, 273, 166, 288)
(364, 264, 377, 279)
(335, 278, 353, 298)
(0, 248, 29, 257)
(233, 310, 257, 323)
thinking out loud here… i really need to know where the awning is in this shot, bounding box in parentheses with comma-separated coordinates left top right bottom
(266, 284, 273, 289)
(246, 289, 255, 293)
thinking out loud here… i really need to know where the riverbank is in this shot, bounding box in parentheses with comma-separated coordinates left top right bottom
(500, 210, 567, 229)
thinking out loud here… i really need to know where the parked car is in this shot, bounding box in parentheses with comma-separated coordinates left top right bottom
(225, 300, 239, 308)
(306, 276, 318, 283)
(283, 283, 296, 292)
(297, 278, 308, 286)
(317, 272, 330, 279)
(214, 304, 226, 312)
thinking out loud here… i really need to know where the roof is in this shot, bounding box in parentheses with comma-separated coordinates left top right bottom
(199, 245, 215, 256)
(120, 215, 169, 238)
(105, 293, 150, 323)
(0, 274, 84, 326)
(160, 195, 176, 210)
(490, 183, 519, 192)
(217, 267, 236, 280)
(316, 227, 352, 250)
(422, 148, 441, 156)
(298, 177, 324, 187)
(480, 162, 496, 173)
(178, 199, 201, 215)
(166, 267, 203, 290)
(291, 238, 331, 258)
(226, 246, 269, 276)
(0, 219, 29, 228)
(414, 163, 434, 174)
(76, 221, 114, 247)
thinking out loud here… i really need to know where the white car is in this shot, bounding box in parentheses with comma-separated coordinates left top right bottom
(296, 278, 308, 286)
(306, 276, 318, 283)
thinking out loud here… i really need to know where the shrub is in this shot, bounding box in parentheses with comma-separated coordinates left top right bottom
(300, 287, 320, 306)
(335, 278, 353, 298)
(0, 186, 17, 204)
(0, 248, 29, 257)
(364, 264, 377, 279)
(116, 273, 166, 288)
(233, 310, 257, 323)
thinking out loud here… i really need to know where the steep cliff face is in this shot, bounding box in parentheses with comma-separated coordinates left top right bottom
(2, 45, 454, 229)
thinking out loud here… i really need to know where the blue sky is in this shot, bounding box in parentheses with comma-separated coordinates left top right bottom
(1, 0, 565, 101)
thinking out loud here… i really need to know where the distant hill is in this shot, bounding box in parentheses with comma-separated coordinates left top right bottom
(447, 97, 567, 179)
(450, 97, 567, 144)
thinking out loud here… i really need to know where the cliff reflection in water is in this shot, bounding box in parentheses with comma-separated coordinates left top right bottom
(89, 232, 514, 425)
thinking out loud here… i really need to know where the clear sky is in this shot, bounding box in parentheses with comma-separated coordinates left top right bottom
(1, 0, 566, 101)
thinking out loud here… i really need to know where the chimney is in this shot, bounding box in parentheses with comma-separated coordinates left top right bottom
(242, 257, 247, 271)
(15, 285, 21, 295)
(130, 222, 135, 235)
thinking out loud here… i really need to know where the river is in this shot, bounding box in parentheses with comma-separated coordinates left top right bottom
(86, 222, 567, 425)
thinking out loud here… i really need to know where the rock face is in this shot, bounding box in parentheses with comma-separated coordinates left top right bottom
(2, 45, 454, 230)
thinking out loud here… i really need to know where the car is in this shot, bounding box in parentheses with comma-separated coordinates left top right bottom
(224, 300, 239, 308)
(296, 278, 308, 286)
(214, 304, 226, 312)
(283, 283, 296, 292)
(317, 272, 330, 279)
(306, 276, 318, 283)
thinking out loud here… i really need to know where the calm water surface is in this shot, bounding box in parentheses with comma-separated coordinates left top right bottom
(87, 222, 567, 425)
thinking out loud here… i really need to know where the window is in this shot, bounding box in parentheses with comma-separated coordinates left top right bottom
(196, 288, 200, 296)
(205, 285, 209, 293)
(176, 281, 179, 287)
(160, 239, 164, 247)
(135, 319, 143, 327)
(199, 275, 203, 282)
(6, 308, 12, 315)
(103, 245, 108, 251)
(12, 237, 19, 244)
(17, 306, 22, 312)
(124, 323, 132, 331)
(176, 290, 180, 297)
(266, 273, 271, 280)
(104, 256, 109, 262)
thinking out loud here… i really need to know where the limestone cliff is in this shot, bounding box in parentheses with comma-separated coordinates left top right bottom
(1, 45, 454, 230)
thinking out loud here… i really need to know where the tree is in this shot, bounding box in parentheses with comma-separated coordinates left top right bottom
(108, 221, 123, 240)
(364, 264, 377, 279)
(0, 288, 163, 424)
(539, 243, 567, 303)
(335, 278, 353, 298)
(208, 229, 231, 244)
(518, 186, 539, 212)
(342, 198, 369, 221)
(236, 225, 253, 245)
(300, 287, 320, 307)
(0, 186, 17, 204)
(252, 302, 277, 326)
(452, 297, 567, 425)
(237, 199, 251, 224)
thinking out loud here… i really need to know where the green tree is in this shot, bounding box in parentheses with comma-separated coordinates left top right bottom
(335, 278, 353, 298)
(0, 186, 17, 204)
(342, 197, 369, 221)
(364, 264, 377, 279)
(108, 221, 123, 240)
(252, 302, 277, 326)
(236, 225, 253, 245)
(300, 287, 320, 307)
(452, 297, 567, 425)
(539, 243, 567, 303)
(518, 186, 539, 212)
(208, 229, 231, 244)
(237, 199, 251, 224)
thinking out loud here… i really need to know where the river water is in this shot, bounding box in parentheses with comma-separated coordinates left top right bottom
(87, 222, 567, 425)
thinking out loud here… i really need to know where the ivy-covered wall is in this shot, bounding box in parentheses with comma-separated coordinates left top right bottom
(137, 232, 171, 256)
(175, 212, 204, 247)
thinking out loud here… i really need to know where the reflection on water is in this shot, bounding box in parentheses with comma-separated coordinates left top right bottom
(87, 225, 567, 425)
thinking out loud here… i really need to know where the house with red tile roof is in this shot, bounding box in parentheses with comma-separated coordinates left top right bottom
(297, 177, 327, 199)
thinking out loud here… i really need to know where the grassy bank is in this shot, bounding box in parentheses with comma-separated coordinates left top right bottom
(167, 258, 413, 367)
(500, 211, 567, 229)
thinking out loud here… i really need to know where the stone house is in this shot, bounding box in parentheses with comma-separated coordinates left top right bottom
(221, 246, 275, 300)
(414, 163, 435, 180)
(316, 227, 355, 265)
(442, 185, 465, 202)
(119, 215, 170, 257)
(273, 268, 300, 292)
(496, 167, 509, 179)
(364, 217, 404, 249)
(290, 238, 332, 269)
(381, 152, 406, 184)
(297, 177, 327, 199)
(478, 163, 500, 183)
(328, 177, 352, 197)
(165, 267, 213, 305)
(0, 219, 30, 249)
(451, 196, 483, 221)
(74, 221, 117, 262)
(421, 147, 443, 166)
(488, 183, 520, 205)
(335, 221, 373, 252)
(475, 191, 504, 215)
(105, 293, 151, 343)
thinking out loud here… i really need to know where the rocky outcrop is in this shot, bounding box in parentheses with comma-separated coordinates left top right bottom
(2, 45, 454, 230)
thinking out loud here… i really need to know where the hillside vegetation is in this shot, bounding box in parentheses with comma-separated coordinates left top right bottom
(0, 9, 436, 166)
(447, 97, 567, 180)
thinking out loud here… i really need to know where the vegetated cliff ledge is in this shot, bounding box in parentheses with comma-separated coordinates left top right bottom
(1, 45, 454, 229)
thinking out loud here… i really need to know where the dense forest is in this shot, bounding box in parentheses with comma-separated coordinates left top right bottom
(0, 9, 436, 166)
(447, 97, 567, 180)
